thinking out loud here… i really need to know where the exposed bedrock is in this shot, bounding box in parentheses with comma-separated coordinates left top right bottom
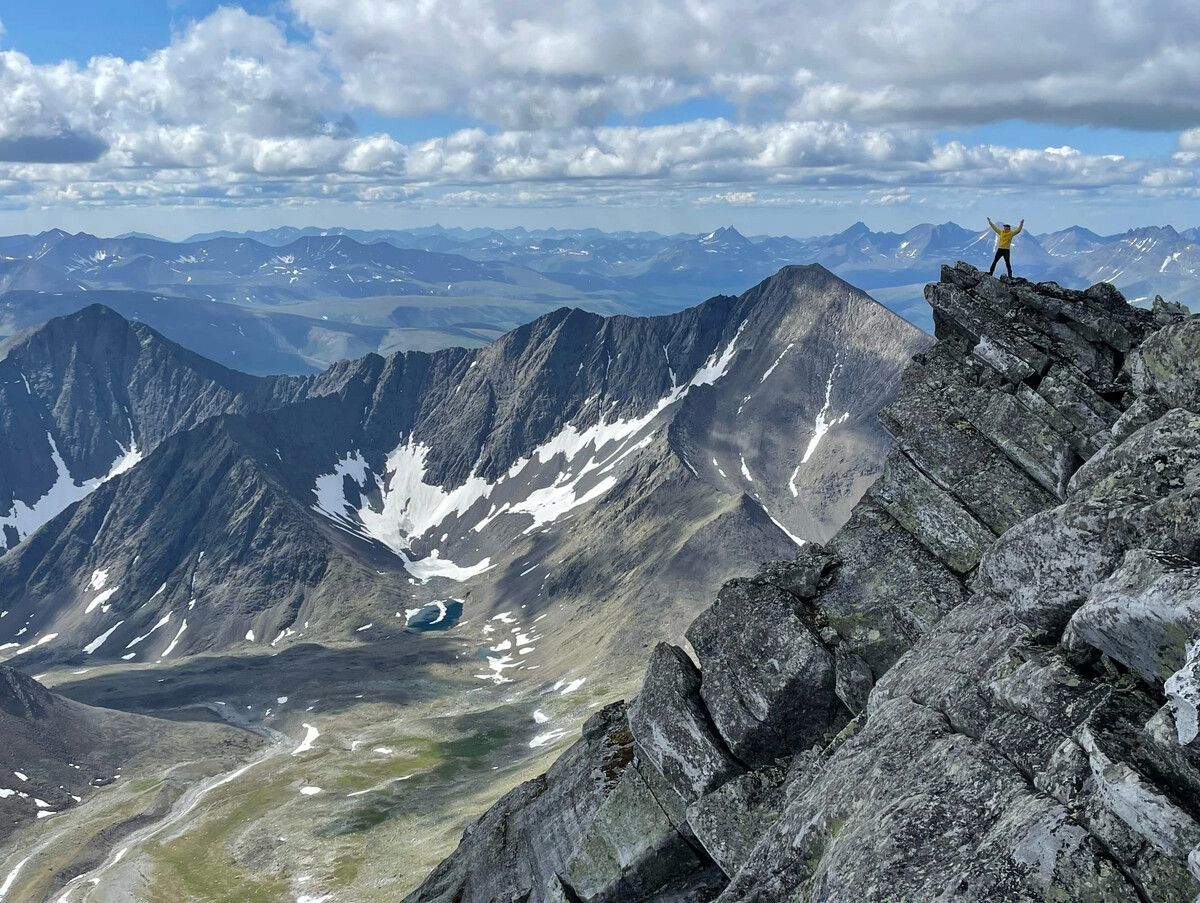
(404, 264, 1200, 903)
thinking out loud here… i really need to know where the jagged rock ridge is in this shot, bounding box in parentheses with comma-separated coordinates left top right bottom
(404, 264, 1200, 902)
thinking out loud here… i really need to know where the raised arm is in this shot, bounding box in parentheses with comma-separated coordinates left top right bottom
(988, 218, 1001, 234)
(1013, 219, 1024, 235)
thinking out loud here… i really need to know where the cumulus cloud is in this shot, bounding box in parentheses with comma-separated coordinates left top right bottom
(0, 8, 336, 152)
(291, 0, 1200, 130)
(0, 2, 1198, 217)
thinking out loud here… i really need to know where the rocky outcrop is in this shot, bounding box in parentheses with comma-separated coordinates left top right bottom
(398, 702, 635, 903)
(403, 263, 1200, 903)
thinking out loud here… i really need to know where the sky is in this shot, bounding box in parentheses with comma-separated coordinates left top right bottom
(0, 1, 1198, 239)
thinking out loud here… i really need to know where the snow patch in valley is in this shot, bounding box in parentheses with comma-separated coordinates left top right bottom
(530, 729, 569, 749)
(556, 678, 586, 696)
(292, 723, 320, 756)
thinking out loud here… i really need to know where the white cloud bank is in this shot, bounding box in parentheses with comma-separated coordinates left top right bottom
(0, 1, 1198, 214)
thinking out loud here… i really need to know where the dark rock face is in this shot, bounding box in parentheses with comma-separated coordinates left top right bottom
(0, 304, 306, 553)
(627, 644, 744, 801)
(686, 580, 844, 768)
(404, 263, 1200, 903)
(1063, 550, 1200, 685)
(404, 703, 636, 903)
(0, 663, 52, 719)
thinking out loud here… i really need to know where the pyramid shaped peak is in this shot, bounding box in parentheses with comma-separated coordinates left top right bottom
(701, 225, 748, 242)
(836, 221, 872, 239)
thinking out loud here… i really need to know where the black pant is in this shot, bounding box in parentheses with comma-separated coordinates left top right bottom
(989, 247, 1011, 277)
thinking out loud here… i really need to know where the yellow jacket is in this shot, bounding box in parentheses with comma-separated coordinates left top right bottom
(989, 219, 1022, 249)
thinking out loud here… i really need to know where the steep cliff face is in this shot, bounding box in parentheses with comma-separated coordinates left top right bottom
(403, 264, 1200, 903)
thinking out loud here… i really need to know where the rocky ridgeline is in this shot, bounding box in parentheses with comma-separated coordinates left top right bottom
(405, 262, 1200, 903)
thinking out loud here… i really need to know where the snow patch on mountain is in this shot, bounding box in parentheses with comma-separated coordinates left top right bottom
(789, 358, 849, 497)
(0, 432, 142, 550)
(312, 320, 747, 580)
(83, 621, 124, 655)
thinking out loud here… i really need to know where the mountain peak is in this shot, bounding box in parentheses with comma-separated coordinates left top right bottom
(835, 221, 872, 240)
(700, 226, 748, 243)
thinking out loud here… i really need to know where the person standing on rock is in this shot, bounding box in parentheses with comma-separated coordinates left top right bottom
(986, 217, 1023, 278)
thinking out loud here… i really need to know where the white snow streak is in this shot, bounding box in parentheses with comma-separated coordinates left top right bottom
(0, 856, 32, 901)
(789, 359, 849, 496)
(310, 321, 747, 581)
(85, 587, 119, 615)
(292, 723, 320, 755)
(1, 432, 142, 549)
(530, 729, 569, 749)
(125, 612, 171, 649)
(760, 342, 795, 384)
(161, 619, 188, 658)
(83, 621, 124, 655)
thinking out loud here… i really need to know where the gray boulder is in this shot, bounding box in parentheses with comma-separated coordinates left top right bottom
(563, 757, 704, 903)
(1064, 550, 1200, 685)
(404, 703, 637, 903)
(686, 766, 786, 878)
(1166, 642, 1200, 746)
(868, 450, 995, 574)
(1139, 317, 1200, 411)
(628, 644, 745, 802)
(974, 408, 1200, 636)
(686, 580, 845, 768)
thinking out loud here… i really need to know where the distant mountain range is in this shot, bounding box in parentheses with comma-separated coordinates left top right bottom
(1, 222, 1197, 375)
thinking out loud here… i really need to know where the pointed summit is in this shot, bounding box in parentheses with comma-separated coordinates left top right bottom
(832, 221, 872, 242)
